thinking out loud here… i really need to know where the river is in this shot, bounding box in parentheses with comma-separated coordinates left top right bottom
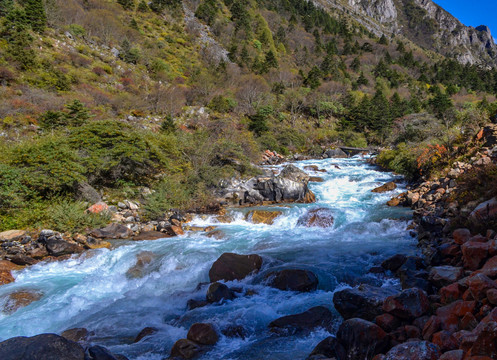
(0, 156, 416, 359)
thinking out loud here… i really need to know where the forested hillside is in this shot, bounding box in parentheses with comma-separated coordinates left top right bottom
(1, 0, 497, 230)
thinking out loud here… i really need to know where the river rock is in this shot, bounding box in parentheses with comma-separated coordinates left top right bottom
(333, 284, 397, 321)
(383, 341, 441, 360)
(132, 231, 169, 241)
(170, 339, 204, 359)
(469, 197, 497, 223)
(428, 266, 464, 287)
(88, 345, 121, 360)
(372, 182, 397, 193)
(209, 253, 263, 282)
(308, 176, 324, 182)
(304, 165, 325, 172)
(87, 202, 108, 214)
(44, 238, 84, 257)
(245, 210, 282, 225)
(383, 288, 430, 320)
(324, 148, 347, 158)
(307, 336, 346, 360)
(187, 323, 218, 345)
(269, 306, 333, 335)
(126, 251, 156, 279)
(0, 270, 14, 286)
(2, 290, 43, 314)
(297, 208, 334, 228)
(61, 328, 90, 344)
(0, 333, 85, 360)
(0, 230, 26, 242)
(469, 321, 497, 357)
(381, 254, 407, 272)
(206, 282, 234, 303)
(90, 223, 133, 239)
(134, 327, 158, 343)
(266, 269, 318, 292)
(336, 318, 388, 360)
(461, 241, 489, 270)
(453, 229, 471, 245)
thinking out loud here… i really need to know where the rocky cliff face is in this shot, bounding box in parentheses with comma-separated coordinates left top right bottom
(317, 0, 497, 67)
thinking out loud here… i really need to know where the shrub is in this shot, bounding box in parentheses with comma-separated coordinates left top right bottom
(45, 199, 111, 232)
(143, 177, 190, 220)
(208, 95, 237, 113)
(376, 143, 421, 180)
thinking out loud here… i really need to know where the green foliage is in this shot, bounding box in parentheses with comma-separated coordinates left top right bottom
(3, 7, 37, 70)
(195, 0, 221, 25)
(429, 87, 453, 119)
(118, 0, 135, 10)
(378, 34, 389, 45)
(376, 143, 420, 180)
(149, 0, 181, 13)
(305, 66, 322, 89)
(120, 39, 140, 64)
(137, 0, 149, 11)
(68, 24, 86, 37)
(24, 0, 47, 33)
(45, 199, 111, 232)
(39, 100, 92, 130)
(160, 114, 177, 133)
(143, 177, 191, 220)
(208, 95, 237, 113)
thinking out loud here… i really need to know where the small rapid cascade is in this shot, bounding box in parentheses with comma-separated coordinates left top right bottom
(0, 157, 416, 359)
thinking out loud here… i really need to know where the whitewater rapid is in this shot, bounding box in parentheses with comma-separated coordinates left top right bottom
(0, 157, 416, 359)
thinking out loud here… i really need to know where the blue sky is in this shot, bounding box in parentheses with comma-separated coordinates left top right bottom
(433, 0, 497, 36)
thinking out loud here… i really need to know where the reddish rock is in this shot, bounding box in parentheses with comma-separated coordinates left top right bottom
(383, 288, 430, 320)
(469, 197, 497, 223)
(437, 300, 476, 319)
(336, 318, 389, 360)
(308, 336, 346, 359)
(432, 330, 459, 352)
(454, 330, 477, 352)
(86, 202, 108, 214)
(61, 328, 90, 343)
(440, 283, 465, 305)
(461, 242, 489, 270)
(2, 290, 43, 314)
(187, 323, 218, 345)
(480, 255, 497, 277)
(375, 313, 401, 332)
(405, 325, 421, 339)
(460, 312, 478, 331)
(383, 341, 441, 360)
(429, 266, 464, 287)
(441, 244, 461, 258)
(487, 288, 497, 305)
(469, 321, 497, 358)
(209, 253, 262, 282)
(439, 349, 464, 360)
(466, 273, 497, 300)
(453, 229, 472, 245)
(423, 316, 441, 341)
(0, 271, 14, 286)
(296, 208, 334, 228)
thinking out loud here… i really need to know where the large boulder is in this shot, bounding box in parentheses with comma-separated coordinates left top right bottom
(469, 197, 497, 224)
(170, 339, 204, 360)
(307, 337, 346, 360)
(333, 284, 397, 321)
(2, 290, 43, 314)
(383, 288, 430, 320)
(266, 269, 318, 292)
(44, 238, 84, 257)
(383, 341, 441, 360)
(90, 223, 133, 239)
(461, 241, 489, 270)
(269, 306, 333, 335)
(245, 210, 282, 225)
(209, 253, 263, 282)
(336, 318, 388, 360)
(187, 323, 218, 345)
(0, 333, 85, 360)
(428, 266, 464, 287)
(0, 230, 26, 242)
(297, 208, 334, 228)
(324, 148, 347, 158)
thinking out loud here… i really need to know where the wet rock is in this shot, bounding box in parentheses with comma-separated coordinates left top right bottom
(266, 269, 318, 292)
(461, 241, 489, 270)
(90, 223, 133, 239)
(307, 336, 346, 360)
(383, 288, 430, 320)
(375, 313, 401, 332)
(126, 251, 156, 279)
(133, 231, 169, 241)
(440, 283, 465, 305)
(324, 148, 347, 158)
(134, 327, 158, 343)
(88, 345, 119, 360)
(383, 341, 441, 360)
(205, 230, 225, 240)
(269, 306, 333, 335)
(164, 225, 184, 236)
(381, 254, 407, 272)
(372, 182, 397, 193)
(333, 284, 397, 321)
(187, 299, 209, 310)
(0, 270, 14, 286)
(187, 323, 218, 345)
(209, 253, 263, 282)
(206, 282, 234, 303)
(304, 165, 326, 172)
(245, 210, 282, 225)
(170, 339, 204, 359)
(309, 176, 324, 182)
(0, 333, 85, 360)
(0, 230, 26, 242)
(297, 208, 334, 228)
(480, 255, 497, 277)
(429, 266, 464, 287)
(2, 290, 43, 314)
(336, 318, 388, 360)
(61, 328, 90, 344)
(221, 325, 247, 339)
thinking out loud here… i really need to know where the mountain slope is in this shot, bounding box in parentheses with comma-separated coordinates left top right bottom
(316, 0, 497, 67)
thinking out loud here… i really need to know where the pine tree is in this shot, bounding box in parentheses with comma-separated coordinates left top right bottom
(65, 100, 91, 126)
(118, 0, 134, 10)
(0, 0, 14, 16)
(263, 50, 278, 71)
(305, 66, 322, 90)
(357, 71, 368, 86)
(378, 34, 389, 45)
(161, 115, 176, 133)
(24, 0, 46, 33)
(5, 7, 36, 70)
(137, 0, 149, 11)
(350, 57, 360, 72)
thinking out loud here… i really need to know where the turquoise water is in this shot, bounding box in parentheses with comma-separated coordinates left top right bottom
(0, 157, 416, 359)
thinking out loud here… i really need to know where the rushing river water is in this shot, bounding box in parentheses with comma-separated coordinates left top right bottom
(0, 157, 417, 359)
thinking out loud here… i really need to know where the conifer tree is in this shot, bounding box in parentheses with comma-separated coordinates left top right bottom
(24, 0, 46, 33)
(378, 34, 389, 45)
